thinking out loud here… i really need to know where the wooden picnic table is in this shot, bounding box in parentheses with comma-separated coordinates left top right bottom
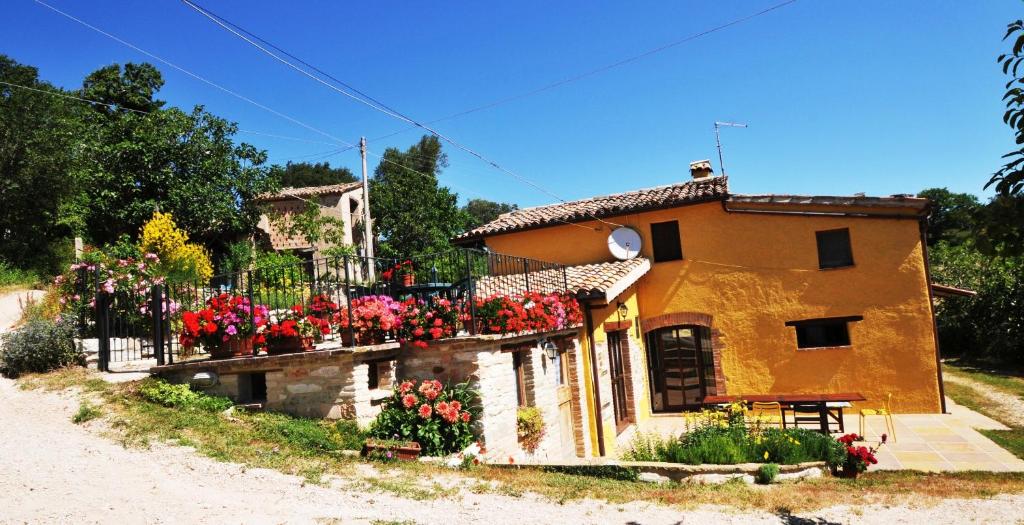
(701, 393, 866, 433)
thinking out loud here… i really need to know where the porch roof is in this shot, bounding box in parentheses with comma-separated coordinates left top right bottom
(474, 257, 651, 303)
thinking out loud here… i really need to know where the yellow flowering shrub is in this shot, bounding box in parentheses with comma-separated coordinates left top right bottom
(139, 212, 213, 282)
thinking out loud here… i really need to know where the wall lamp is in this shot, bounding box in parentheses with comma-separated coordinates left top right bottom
(540, 339, 558, 360)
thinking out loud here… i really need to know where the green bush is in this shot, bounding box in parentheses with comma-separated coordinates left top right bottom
(138, 380, 233, 412)
(0, 260, 39, 288)
(516, 406, 546, 453)
(0, 318, 81, 378)
(370, 379, 479, 456)
(619, 416, 848, 467)
(756, 463, 780, 484)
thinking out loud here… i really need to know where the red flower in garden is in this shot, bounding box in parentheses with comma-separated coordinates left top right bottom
(450, 400, 461, 412)
(461, 411, 471, 422)
(418, 403, 433, 419)
(402, 394, 417, 409)
(399, 381, 414, 394)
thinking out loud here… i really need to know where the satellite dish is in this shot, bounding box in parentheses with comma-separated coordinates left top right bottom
(608, 227, 642, 260)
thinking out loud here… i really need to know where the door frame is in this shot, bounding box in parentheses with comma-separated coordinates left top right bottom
(646, 325, 711, 412)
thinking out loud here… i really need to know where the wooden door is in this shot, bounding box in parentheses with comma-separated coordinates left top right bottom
(647, 326, 707, 412)
(554, 349, 576, 457)
(607, 331, 631, 432)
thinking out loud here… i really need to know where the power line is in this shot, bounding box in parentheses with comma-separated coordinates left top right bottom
(364, 0, 796, 141)
(180, 0, 625, 230)
(0, 79, 345, 155)
(31, 0, 356, 151)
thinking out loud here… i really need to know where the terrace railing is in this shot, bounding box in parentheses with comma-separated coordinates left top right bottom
(82, 248, 569, 371)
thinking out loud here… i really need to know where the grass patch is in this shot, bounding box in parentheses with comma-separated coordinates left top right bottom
(72, 401, 101, 424)
(17, 368, 1024, 513)
(943, 364, 1024, 460)
(981, 429, 1024, 460)
(0, 261, 40, 290)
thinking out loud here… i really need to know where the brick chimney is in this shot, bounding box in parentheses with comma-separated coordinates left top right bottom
(689, 159, 714, 180)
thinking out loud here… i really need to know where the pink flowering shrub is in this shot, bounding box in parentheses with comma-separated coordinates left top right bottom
(333, 295, 401, 344)
(370, 379, 479, 456)
(396, 297, 460, 348)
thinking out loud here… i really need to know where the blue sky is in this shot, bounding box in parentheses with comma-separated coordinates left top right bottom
(3, 1, 1019, 207)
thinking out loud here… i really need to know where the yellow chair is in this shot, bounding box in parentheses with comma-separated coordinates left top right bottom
(858, 393, 896, 442)
(746, 402, 784, 429)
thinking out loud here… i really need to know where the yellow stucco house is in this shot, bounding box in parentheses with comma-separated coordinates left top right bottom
(455, 161, 944, 457)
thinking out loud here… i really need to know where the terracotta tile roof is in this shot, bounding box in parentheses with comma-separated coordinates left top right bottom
(475, 258, 651, 302)
(727, 193, 929, 211)
(259, 181, 363, 202)
(455, 177, 729, 241)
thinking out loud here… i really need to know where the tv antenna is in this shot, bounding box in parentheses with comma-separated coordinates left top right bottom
(714, 121, 748, 176)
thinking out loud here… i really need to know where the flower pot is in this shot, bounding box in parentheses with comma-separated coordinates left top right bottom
(356, 332, 386, 346)
(209, 337, 253, 359)
(363, 439, 421, 461)
(402, 273, 415, 287)
(266, 336, 314, 355)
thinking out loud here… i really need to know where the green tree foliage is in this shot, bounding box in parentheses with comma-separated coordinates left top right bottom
(0, 55, 84, 273)
(70, 62, 278, 259)
(369, 135, 469, 258)
(993, 18, 1024, 196)
(917, 188, 981, 246)
(462, 198, 518, 229)
(276, 161, 355, 188)
(929, 242, 1023, 365)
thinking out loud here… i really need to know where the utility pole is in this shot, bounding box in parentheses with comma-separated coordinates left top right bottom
(360, 136, 375, 280)
(714, 121, 747, 176)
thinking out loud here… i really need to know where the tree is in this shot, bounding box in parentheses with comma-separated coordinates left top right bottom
(462, 198, 518, 229)
(992, 19, 1024, 196)
(369, 135, 469, 258)
(71, 62, 279, 259)
(917, 188, 980, 246)
(277, 161, 356, 188)
(0, 55, 84, 273)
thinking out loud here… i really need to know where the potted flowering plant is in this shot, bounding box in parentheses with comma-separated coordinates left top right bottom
(264, 305, 321, 355)
(470, 294, 529, 335)
(381, 260, 416, 286)
(178, 293, 268, 358)
(334, 295, 401, 345)
(397, 297, 460, 348)
(835, 433, 886, 478)
(308, 293, 339, 322)
(368, 379, 479, 457)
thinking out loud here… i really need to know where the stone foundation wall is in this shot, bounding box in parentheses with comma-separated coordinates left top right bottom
(152, 329, 583, 461)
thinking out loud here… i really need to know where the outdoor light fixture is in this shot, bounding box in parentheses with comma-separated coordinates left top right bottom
(617, 302, 629, 319)
(190, 371, 219, 389)
(541, 339, 558, 361)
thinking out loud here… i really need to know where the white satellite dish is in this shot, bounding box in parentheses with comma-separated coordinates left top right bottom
(608, 227, 642, 260)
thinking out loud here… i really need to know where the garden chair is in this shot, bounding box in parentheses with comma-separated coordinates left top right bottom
(858, 393, 896, 442)
(746, 401, 784, 429)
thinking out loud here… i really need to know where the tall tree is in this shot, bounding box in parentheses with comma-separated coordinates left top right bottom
(71, 62, 278, 258)
(992, 18, 1024, 196)
(462, 198, 518, 229)
(369, 135, 469, 258)
(917, 188, 981, 246)
(0, 55, 84, 272)
(277, 161, 356, 188)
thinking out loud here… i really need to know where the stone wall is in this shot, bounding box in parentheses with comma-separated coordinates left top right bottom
(152, 329, 584, 461)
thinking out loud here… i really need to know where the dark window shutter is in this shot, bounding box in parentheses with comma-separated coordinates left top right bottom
(650, 221, 683, 262)
(816, 228, 854, 269)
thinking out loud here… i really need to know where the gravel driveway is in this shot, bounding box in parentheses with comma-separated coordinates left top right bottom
(2, 377, 1024, 524)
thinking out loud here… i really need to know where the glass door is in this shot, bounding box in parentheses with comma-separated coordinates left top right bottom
(647, 326, 709, 412)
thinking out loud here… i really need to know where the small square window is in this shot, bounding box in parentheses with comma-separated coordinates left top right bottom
(816, 228, 854, 269)
(650, 221, 683, 262)
(786, 316, 862, 349)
